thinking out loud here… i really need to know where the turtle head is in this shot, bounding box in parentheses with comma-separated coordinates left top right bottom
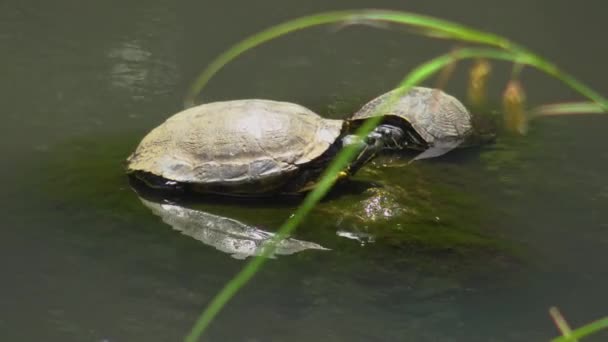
(367, 124, 408, 149)
(339, 124, 416, 176)
(342, 124, 412, 150)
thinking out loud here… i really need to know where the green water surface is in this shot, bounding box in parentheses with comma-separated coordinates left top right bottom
(1, 1, 607, 341)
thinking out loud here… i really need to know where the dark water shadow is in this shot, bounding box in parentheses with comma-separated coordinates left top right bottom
(127, 173, 382, 208)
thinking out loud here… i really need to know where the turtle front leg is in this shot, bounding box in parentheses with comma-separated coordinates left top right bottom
(341, 124, 406, 175)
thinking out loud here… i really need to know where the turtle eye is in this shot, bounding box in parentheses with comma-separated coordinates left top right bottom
(366, 132, 383, 145)
(379, 127, 392, 136)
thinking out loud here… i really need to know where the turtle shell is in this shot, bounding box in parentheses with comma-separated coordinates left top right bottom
(352, 87, 473, 145)
(127, 99, 344, 193)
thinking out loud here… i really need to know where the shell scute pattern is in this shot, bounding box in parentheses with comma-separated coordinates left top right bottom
(354, 87, 473, 144)
(127, 99, 343, 189)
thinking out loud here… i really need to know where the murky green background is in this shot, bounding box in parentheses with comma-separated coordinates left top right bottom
(2, 1, 607, 341)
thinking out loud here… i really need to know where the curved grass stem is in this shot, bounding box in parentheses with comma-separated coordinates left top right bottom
(184, 9, 520, 106)
(184, 47, 503, 342)
(184, 9, 606, 111)
(183, 9, 607, 341)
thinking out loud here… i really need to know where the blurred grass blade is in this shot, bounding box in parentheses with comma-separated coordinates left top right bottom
(551, 316, 608, 341)
(386, 47, 608, 111)
(183, 9, 608, 341)
(185, 10, 607, 111)
(433, 48, 458, 90)
(502, 80, 528, 135)
(467, 58, 492, 108)
(532, 102, 607, 117)
(184, 45, 608, 341)
(550, 307, 576, 341)
(184, 47, 460, 342)
(182, 114, 383, 342)
(184, 9, 520, 106)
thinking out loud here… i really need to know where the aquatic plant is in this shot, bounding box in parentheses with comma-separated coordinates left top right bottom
(182, 9, 608, 341)
(550, 307, 608, 342)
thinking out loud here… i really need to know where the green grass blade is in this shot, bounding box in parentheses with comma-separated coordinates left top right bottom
(183, 53, 455, 342)
(381, 47, 608, 111)
(183, 9, 521, 106)
(354, 10, 518, 50)
(185, 9, 606, 111)
(183, 10, 608, 341)
(182, 143, 368, 342)
(183, 46, 608, 342)
(550, 307, 577, 341)
(532, 102, 608, 117)
(552, 317, 608, 342)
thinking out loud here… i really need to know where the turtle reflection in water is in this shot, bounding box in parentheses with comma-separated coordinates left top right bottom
(138, 195, 328, 259)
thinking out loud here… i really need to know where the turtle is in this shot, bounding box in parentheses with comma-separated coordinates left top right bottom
(352, 87, 487, 160)
(126, 99, 412, 196)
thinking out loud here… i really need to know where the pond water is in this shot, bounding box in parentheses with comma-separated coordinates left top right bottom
(2, 1, 607, 341)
